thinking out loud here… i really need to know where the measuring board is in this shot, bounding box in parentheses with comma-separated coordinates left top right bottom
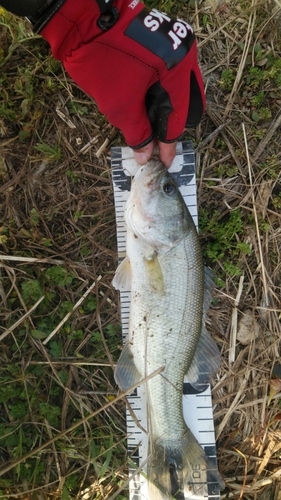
(111, 141, 220, 500)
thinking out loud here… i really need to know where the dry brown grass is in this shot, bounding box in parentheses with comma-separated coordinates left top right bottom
(193, 1, 281, 498)
(0, 0, 281, 498)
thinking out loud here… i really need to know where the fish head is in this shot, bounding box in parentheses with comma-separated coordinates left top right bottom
(125, 159, 192, 251)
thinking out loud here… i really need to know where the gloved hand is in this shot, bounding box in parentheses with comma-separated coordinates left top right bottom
(39, 0, 205, 166)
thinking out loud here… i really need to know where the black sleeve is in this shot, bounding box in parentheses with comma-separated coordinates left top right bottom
(0, 0, 67, 32)
(0, 0, 54, 17)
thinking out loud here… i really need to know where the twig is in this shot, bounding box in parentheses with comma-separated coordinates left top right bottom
(223, 0, 257, 119)
(255, 438, 281, 480)
(0, 254, 65, 265)
(217, 368, 251, 438)
(232, 447, 247, 500)
(45, 419, 62, 484)
(195, 120, 231, 153)
(222, 467, 281, 497)
(228, 274, 244, 365)
(252, 111, 281, 162)
(42, 276, 102, 345)
(96, 138, 110, 158)
(242, 123, 269, 307)
(27, 360, 113, 366)
(56, 108, 76, 129)
(0, 295, 45, 342)
(96, 127, 117, 158)
(79, 136, 99, 154)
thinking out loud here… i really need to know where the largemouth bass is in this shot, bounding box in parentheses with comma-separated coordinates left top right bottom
(113, 159, 223, 499)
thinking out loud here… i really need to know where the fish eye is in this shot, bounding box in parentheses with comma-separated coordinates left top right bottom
(163, 182, 175, 195)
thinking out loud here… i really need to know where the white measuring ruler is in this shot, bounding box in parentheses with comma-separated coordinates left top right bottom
(111, 142, 220, 500)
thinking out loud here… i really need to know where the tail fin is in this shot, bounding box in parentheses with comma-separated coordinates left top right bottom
(147, 432, 224, 499)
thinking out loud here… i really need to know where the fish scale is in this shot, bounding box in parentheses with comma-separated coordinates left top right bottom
(128, 232, 203, 440)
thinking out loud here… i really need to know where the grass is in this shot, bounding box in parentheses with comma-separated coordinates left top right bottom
(1, 0, 281, 499)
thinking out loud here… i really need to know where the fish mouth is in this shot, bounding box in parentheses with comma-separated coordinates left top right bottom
(126, 157, 187, 249)
(135, 158, 165, 194)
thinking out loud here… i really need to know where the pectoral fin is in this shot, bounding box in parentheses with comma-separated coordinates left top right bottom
(114, 342, 141, 392)
(144, 254, 165, 296)
(112, 257, 131, 291)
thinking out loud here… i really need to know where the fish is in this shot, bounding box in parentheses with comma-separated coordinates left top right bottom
(112, 159, 223, 499)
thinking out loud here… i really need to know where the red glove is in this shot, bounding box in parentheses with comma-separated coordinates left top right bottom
(41, 0, 205, 149)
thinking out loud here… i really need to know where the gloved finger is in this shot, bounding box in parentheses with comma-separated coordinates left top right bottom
(133, 140, 176, 168)
(158, 141, 177, 169)
(145, 42, 205, 142)
(185, 64, 205, 127)
(133, 140, 155, 166)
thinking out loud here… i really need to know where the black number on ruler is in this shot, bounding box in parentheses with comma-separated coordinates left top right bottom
(128, 444, 141, 500)
(127, 388, 138, 397)
(112, 168, 132, 191)
(128, 445, 140, 463)
(170, 161, 195, 187)
(204, 446, 220, 497)
(111, 146, 132, 191)
(183, 382, 209, 394)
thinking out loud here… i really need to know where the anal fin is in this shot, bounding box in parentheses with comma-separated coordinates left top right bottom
(114, 342, 141, 392)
